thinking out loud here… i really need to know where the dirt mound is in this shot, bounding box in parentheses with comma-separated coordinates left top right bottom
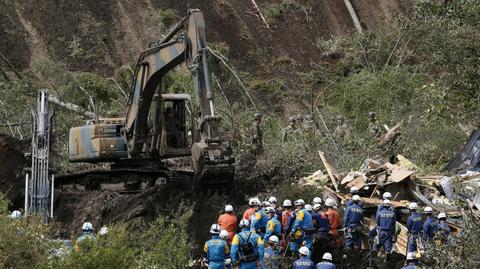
(0, 134, 28, 208)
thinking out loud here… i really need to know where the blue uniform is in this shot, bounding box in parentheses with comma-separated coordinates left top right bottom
(422, 216, 437, 241)
(253, 209, 268, 237)
(311, 212, 330, 233)
(407, 212, 423, 252)
(374, 208, 396, 253)
(316, 261, 336, 269)
(401, 262, 416, 269)
(204, 235, 230, 269)
(262, 246, 280, 269)
(292, 257, 315, 269)
(290, 208, 314, 253)
(343, 203, 364, 249)
(435, 221, 451, 243)
(275, 209, 283, 221)
(231, 228, 264, 269)
(264, 217, 281, 241)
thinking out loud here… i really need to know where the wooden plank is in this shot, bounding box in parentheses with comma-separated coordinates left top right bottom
(319, 151, 339, 191)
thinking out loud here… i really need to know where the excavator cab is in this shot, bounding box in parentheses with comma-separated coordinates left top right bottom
(159, 94, 192, 156)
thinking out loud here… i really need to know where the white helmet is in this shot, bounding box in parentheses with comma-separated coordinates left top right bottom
(239, 219, 250, 228)
(352, 195, 361, 202)
(268, 235, 279, 244)
(313, 197, 322, 205)
(265, 207, 276, 214)
(298, 246, 310, 256)
(262, 201, 271, 207)
(10, 210, 22, 220)
(99, 226, 108, 236)
(406, 252, 416, 261)
(424, 206, 433, 214)
(305, 204, 313, 211)
(350, 186, 359, 194)
(383, 199, 391, 206)
(283, 199, 292, 207)
(294, 199, 305, 206)
(268, 197, 277, 204)
(322, 252, 333, 261)
(313, 204, 322, 211)
(219, 230, 229, 240)
(382, 192, 392, 200)
(408, 202, 418, 210)
(82, 222, 94, 231)
(438, 212, 447, 219)
(249, 198, 261, 206)
(210, 224, 221, 234)
(225, 205, 234, 212)
(325, 198, 335, 207)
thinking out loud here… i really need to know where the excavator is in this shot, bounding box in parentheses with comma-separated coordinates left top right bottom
(59, 9, 235, 191)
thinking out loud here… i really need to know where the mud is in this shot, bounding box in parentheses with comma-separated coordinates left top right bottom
(0, 134, 28, 208)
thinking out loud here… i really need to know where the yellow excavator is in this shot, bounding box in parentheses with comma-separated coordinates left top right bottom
(60, 9, 234, 191)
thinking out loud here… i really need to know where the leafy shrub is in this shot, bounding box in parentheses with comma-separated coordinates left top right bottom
(263, 0, 312, 24)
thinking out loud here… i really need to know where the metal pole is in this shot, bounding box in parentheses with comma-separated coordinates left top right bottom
(24, 173, 29, 214)
(50, 174, 54, 219)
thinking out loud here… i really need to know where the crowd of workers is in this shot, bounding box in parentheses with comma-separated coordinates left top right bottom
(203, 188, 452, 269)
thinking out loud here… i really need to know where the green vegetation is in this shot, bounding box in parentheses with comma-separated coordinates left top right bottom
(151, 8, 180, 31)
(263, 0, 312, 24)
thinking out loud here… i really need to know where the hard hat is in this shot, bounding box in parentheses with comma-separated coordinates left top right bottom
(210, 224, 221, 234)
(313, 204, 322, 211)
(283, 199, 292, 207)
(368, 112, 376, 117)
(239, 219, 250, 228)
(438, 212, 447, 219)
(313, 197, 322, 205)
(268, 235, 279, 244)
(406, 252, 416, 261)
(408, 202, 418, 210)
(254, 112, 262, 119)
(322, 252, 333, 261)
(225, 205, 234, 212)
(305, 204, 313, 211)
(219, 230, 229, 240)
(383, 199, 391, 206)
(99, 226, 108, 236)
(262, 201, 271, 207)
(298, 246, 310, 256)
(288, 116, 296, 123)
(265, 207, 276, 214)
(424, 206, 433, 214)
(10, 210, 22, 220)
(294, 199, 305, 206)
(82, 222, 94, 231)
(268, 197, 277, 204)
(335, 114, 344, 121)
(249, 198, 261, 206)
(382, 192, 392, 200)
(325, 198, 335, 207)
(352, 195, 361, 202)
(350, 186, 359, 194)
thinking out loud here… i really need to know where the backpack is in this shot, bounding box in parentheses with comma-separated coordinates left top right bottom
(237, 232, 259, 263)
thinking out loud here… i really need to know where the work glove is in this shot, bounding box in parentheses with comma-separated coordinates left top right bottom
(225, 258, 231, 265)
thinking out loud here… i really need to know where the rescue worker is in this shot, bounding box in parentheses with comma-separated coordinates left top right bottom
(268, 196, 282, 220)
(219, 204, 238, 243)
(252, 112, 263, 154)
(324, 198, 341, 247)
(401, 252, 417, 269)
(263, 235, 281, 269)
(76, 222, 96, 251)
(312, 197, 322, 207)
(243, 198, 261, 222)
(406, 202, 422, 253)
(282, 117, 299, 143)
(204, 224, 231, 269)
(220, 229, 230, 243)
(316, 252, 336, 269)
(305, 204, 313, 214)
(254, 201, 269, 238)
(345, 187, 359, 208)
(434, 212, 451, 244)
(231, 219, 264, 269)
(290, 199, 314, 254)
(10, 210, 22, 220)
(343, 195, 364, 252)
(376, 192, 392, 217)
(292, 246, 315, 269)
(311, 203, 331, 259)
(262, 201, 271, 211)
(332, 115, 351, 140)
(422, 207, 437, 242)
(367, 112, 382, 139)
(264, 207, 281, 241)
(373, 200, 396, 255)
(281, 199, 294, 235)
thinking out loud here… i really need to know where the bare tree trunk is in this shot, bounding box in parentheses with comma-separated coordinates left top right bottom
(250, 0, 270, 29)
(47, 95, 96, 119)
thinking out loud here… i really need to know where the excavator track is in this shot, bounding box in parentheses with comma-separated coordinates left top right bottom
(55, 168, 194, 193)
